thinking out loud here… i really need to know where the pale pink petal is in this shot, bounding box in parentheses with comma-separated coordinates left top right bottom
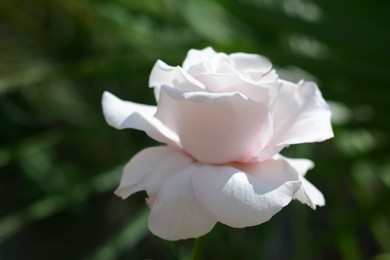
(229, 52, 272, 78)
(283, 157, 314, 177)
(155, 85, 273, 164)
(271, 80, 334, 146)
(102, 91, 179, 146)
(194, 73, 279, 104)
(115, 146, 216, 240)
(148, 164, 217, 240)
(192, 157, 301, 228)
(255, 145, 285, 161)
(293, 178, 325, 209)
(210, 53, 234, 74)
(184, 50, 232, 76)
(184, 48, 277, 84)
(149, 60, 205, 101)
(283, 156, 325, 209)
(182, 47, 218, 73)
(249, 69, 279, 82)
(114, 146, 192, 198)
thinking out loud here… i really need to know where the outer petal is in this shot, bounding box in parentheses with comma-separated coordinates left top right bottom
(284, 157, 325, 209)
(271, 80, 334, 146)
(192, 156, 301, 228)
(155, 85, 273, 164)
(114, 146, 192, 198)
(149, 60, 205, 101)
(283, 157, 314, 177)
(148, 163, 217, 240)
(115, 146, 216, 240)
(293, 178, 325, 209)
(102, 91, 179, 146)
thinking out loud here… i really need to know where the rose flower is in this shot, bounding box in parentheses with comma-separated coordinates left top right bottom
(102, 47, 333, 240)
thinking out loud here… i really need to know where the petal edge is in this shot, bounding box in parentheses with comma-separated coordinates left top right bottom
(102, 91, 180, 146)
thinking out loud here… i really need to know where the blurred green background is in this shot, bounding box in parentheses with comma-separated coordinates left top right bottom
(1, 0, 390, 259)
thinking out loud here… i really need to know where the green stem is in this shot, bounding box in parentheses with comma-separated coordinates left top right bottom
(191, 235, 206, 260)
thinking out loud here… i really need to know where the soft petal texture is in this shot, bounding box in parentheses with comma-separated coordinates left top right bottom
(283, 157, 314, 177)
(284, 156, 325, 209)
(260, 69, 278, 82)
(255, 145, 285, 162)
(194, 73, 280, 104)
(115, 146, 216, 240)
(182, 47, 278, 84)
(102, 91, 179, 146)
(155, 85, 273, 164)
(293, 178, 325, 209)
(228, 52, 273, 80)
(192, 156, 301, 227)
(271, 81, 334, 146)
(149, 60, 205, 101)
(148, 164, 217, 240)
(182, 47, 217, 74)
(114, 146, 192, 198)
(229, 52, 271, 73)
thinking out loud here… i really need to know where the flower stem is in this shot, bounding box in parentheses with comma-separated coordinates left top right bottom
(191, 235, 206, 260)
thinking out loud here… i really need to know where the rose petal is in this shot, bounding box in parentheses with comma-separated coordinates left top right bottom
(148, 164, 217, 240)
(182, 47, 217, 73)
(255, 145, 285, 161)
(229, 52, 273, 79)
(195, 73, 279, 104)
(283, 156, 325, 209)
(115, 146, 216, 240)
(155, 85, 273, 164)
(149, 60, 206, 101)
(248, 69, 279, 82)
(102, 92, 180, 146)
(283, 157, 314, 177)
(293, 178, 325, 209)
(114, 146, 193, 198)
(271, 80, 334, 146)
(192, 156, 301, 227)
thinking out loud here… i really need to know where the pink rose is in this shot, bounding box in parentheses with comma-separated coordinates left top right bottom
(102, 47, 333, 240)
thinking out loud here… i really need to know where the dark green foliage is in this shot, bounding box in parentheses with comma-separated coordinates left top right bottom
(0, 0, 389, 259)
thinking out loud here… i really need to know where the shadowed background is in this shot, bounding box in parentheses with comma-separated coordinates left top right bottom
(1, 0, 389, 259)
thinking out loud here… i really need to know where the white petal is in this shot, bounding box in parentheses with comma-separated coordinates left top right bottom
(283, 156, 325, 209)
(192, 157, 301, 228)
(115, 146, 216, 240)
(183, 48, 278, 84)
(293, 178, 325, 209)
(182, 47, 217, 72)
(149, 60, 205, 101)
(252, 69, 279, 82)
(271, 80, 334, 146)
(194, 73, 279, 104)
(155, 85, 273, 164)
(102, 91, 179, 146)
(114, 146, 193, 198)
(255, 145, 285, 161)
(229, 52, 273, 77)
(148, 164, 217, 240)
(282, 157, 314, 177)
